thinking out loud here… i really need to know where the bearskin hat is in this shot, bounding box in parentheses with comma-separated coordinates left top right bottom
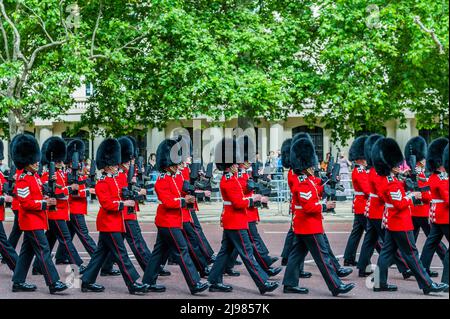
(364, 134, 383, 168)
(156, 136, 183, 172)
(426, 137, 449, 172)
(118, 136, 134, 164)
(43, 137, 67, 163)
(236, 135, 256, 163)
(127, 136, 139, 159)
(404, 136, 427, 169)
(443, 144, 449, 173)
(372, 138, 404, 176)
(0, 140, 4, 161)
(96, 138, 121, 170)
(349, 135, 368, 161)
(214, 137, 237, 171)
(40, 138, 50, 165)
(290, 138, 318, 173)
(66, 139, 86, 163)
(292, 132, 313, 146)
(281, 138, 292, 169)
(11, 134, 41, 169)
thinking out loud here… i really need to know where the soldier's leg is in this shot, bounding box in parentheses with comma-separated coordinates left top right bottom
(12, 232, 35, 284)
(27, 230, 60, 286)
(227, 229, 269, 290)
(81, 234, 110, 285)
(248, 222, 272, 260)
(224, 248, 239, 273)
(190, 210, 214, 259)
(419, 218, 448, 262)
(70, 214, 98, 257)
(124, 220, 152, 271)
(357, 218, 379, 273)
(375, 230, 397, 288)
(344, 214, 366, 264)
(0, 221, 18, 271)
(52, 220, 84, 266)
(282, 235, 308, 287)
(54, 219, 75, 263)
(440, 225, 449, 285)
(247, 225, 272, 271)
(281, 226, 295, 263)
(412, 217, 422, 242)
(142, 230, 168, 285)
(375, 222, 410, 274)
(181, 222, 209, 275)
(7, 210, 22, 249)
(420, 224, 444, 272)
(302, 234, 343, 294)
(32, 226, 57, 272)
(323, 233, 341, 271)
(209, 232, 234, 285)
(392, 231, 433, 290)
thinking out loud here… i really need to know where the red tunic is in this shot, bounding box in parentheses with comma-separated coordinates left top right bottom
(11, 169, 23, 212)
(428, 172, 449, 225)
(366, 167, 385, 220)
(237, 169, 260, 223)
(220, 172, 252, 230)
(176, 169, 194, 223)
(95, 173, 126, 232)
(68, 173, 88, 215)
(154, 172, 185, 228)
(47, 169, 70, 221)
(16, 171, 48, 231)
(0, 171, 6, 221)
(116, 168, 138, 221)
(351, 165, 371, 215)
(410, 171, 432, 218)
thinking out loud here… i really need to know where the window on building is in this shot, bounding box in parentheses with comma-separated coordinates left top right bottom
(62, 130, 90, 160)
(85, 83, 93, 97)
(292, 126, 324, 161)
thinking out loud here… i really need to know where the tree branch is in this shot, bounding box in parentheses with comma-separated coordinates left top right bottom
(28, 40, 66, 69)
(0, 15, 10, 60)
(0, 0, 27, 64)
(59, 0, 69, 38)
(413, 16, 445, 54)
(90, 0, 103, 57)
(20, 1, 54, 42)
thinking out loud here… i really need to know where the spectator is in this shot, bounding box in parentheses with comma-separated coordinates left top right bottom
(337, 151, 352, 197)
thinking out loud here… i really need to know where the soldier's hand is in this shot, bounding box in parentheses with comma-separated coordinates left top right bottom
(46, 198, 57, 206)
(185, 195, 196, 204)
(326, 201, 336, 210)
(89, 188, 96, 194)
(252, 194, 262, 202)
(71, 184, 79, 191)
(124, 200, 135, 207)
(413, 192, 422, 199)
(5, 195, 13, 203)
(139, 189, 147, 196)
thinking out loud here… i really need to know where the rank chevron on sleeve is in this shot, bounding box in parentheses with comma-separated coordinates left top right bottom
(390, 190, 402, 201)
(300, 191, 312, 200)
(17, 187, 30, 198)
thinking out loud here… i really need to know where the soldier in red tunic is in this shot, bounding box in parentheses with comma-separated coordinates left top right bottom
(81, 138, 148, 295)
(31, 137, 85, 275)
(372, 137, 447, 294)
(282, 137, 355, 296)
(343, 135, 370, 266)
(0, 139, 18, 272)
(142, 137, 209, 295)
(11, 134, 67, 294)
(420, 138, 449, 291)
(405, 137, 447, 277)
(208, 137, 279, 295)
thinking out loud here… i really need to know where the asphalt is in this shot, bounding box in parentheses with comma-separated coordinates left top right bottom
(0, 201, 448, 299)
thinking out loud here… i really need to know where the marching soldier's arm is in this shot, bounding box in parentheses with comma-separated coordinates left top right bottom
(437, 180, 449, 208)
(296, 184, 322, 215)
(417, 178, 432, 204)
(358, 171, 371, 196)
(96, 180, 124, 212)
(155, 179, 186, 209)
(227, 178, 253, 209)
(16, 178, 47, 211)
(385, 181, 411, 211)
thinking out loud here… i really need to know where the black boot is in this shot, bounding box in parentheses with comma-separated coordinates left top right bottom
(190, 282, 210, 295)
(427, 270, 439, 278)
(343, 260, 357, 267)
(49, 281, 68, 294)
(423, 282, 448, 295)
(281, 257, 288, 266)
(81, 282, 105, 293)
(79, 265, 87, 274)
(100, 268, 121, 277)
(337, 267, 353, 278)
(144, 284, 166, 292)
(209, 283, 233, 292)
(259, 281, 279, 295)
(224, 269, 240, 277)
(358, 270, 374, 277)
(283, 286, 309, 294)
(128, 282, 149, 295)
(12, 282, 37, 292)
(373, 284, 398, 292)
(158, 267, 171, 277)
(332, 283, 355, 296)
(269, 257, 279, 266)
(299, 271, 312, 278)
(402, 270, 413, 280)
(266, 267, 282, 277)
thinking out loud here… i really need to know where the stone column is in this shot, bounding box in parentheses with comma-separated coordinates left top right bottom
(269, 121, 284, 153)
(395, 118, 412, 151)
(149, 127, 166, 154)
(37, 126, 53, 147)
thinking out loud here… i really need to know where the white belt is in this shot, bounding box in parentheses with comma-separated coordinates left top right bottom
(370, 193, 379, 198)
(431, 199, 444, 203)
(294, 205, 303, 210)
(157, 200, 162, 204)
(354, 192, 365, 196)
(385, 204, 393, 208)
(223, 201, 232, 206)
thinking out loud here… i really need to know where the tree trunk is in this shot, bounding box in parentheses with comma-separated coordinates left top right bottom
(8, 110, 18, 140)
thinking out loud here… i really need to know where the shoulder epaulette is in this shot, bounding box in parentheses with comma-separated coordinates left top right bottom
(357, 166, 365, 173)
(386, 176, 394, 183)
(298, 175, 307, 183)
(98, 174, 107, 181)
(438, 172, 448, 180)
(225, 172, 233, 180)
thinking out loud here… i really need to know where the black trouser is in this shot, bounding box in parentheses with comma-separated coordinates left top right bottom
(12, 230, 60, 286)
(281, 223, 294, 260)
(377, 230, 433, 290)
(420, 223, 449, 284)
(357, 218, 409, 274)
(413, 217, 447, 262)
(182, 222, 209, 273)
(8, 210, 22, 249)
(283, 233, 343, 294)
(190, 210, 214, 260)
(344, 214, 367, 262)
(225, 223, 273, 272)
(55, 214, 115, 272)
(208, 229, 269, 290)
(33, 220, 83, 270)
(323, 233, 341, 271)
(0, 221, 18, 271)
(124, 220, 152, 271)
(82, 232, 140, 287)
(143, 227, 200, 290)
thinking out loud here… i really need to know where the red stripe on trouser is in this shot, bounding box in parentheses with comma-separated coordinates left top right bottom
(126, 222, 146, 266)
(312, 235, 338, 289)
(182, 228, 202, 270)
(0, 243, 16, 267)
(54, 221, 78, 265)
(247, 229, 268, 269)
(191, 224, 210, 257)
(404, 231, 431, 287)
(168, 228, 195, 286)
(109, 233, 133, 283)
(32, 231, 53, 285)
(73, 216, 95, 254)
(237, 231, 265, 285)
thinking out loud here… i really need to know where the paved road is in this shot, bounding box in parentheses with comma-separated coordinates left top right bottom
(1, 219, 448, 299)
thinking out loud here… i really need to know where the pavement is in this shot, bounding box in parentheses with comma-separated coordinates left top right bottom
(0, 201, 448, 299)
